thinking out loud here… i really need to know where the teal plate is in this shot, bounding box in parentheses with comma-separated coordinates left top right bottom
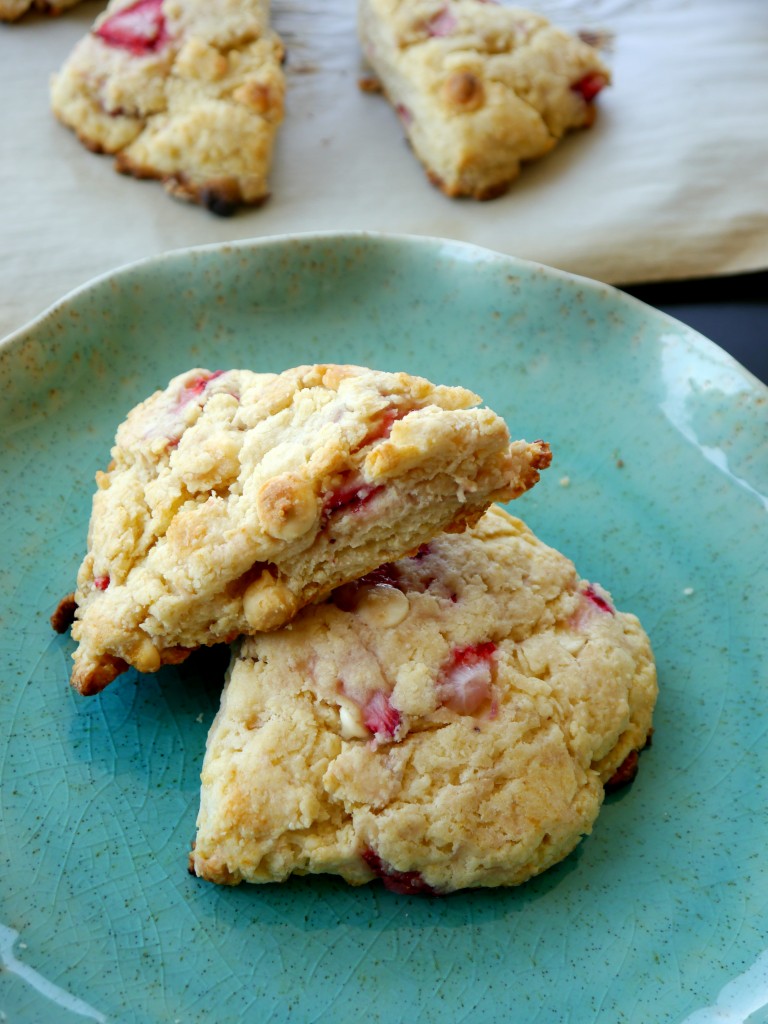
(1, 234, 766, 1024)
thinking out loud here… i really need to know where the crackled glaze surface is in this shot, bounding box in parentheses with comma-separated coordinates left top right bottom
(1, 234, 766, 1023)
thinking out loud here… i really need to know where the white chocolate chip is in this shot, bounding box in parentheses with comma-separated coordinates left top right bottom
(356, 584, 410, 628)
(132, 636, 161, 673)
(256, 472, 318, 541)
(243, 571, 298, 630)
(339, 704, 369, 740)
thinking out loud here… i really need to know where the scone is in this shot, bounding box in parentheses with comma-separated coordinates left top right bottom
(50, 0, 285, 214)
(53, 364, 551, 696)
(190, 505, 657, 894)
(358, 0, 610, 199)
(1, 0, 81, 21)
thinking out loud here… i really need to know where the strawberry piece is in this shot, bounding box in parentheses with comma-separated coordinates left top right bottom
(583, 584, 614, 615)
(171, 370, 225, 415)
(438, 642, 496, 714)
(177, 369, 225, 403)
(93, 575, 110, 591)
(395, 104, 413, 126)
(426, 7, 458, 36)
(354, 406, 409, 452)
(360, 563, 401, 588)
(362, 848, 439, 896)
(94, 0, 170, 55)
(363, 690, 401, 741)
(160, 370, 226, 448)
(571, 72, 608, 102)
(451, 642, 497, 666)
(321, 476, 384, 522)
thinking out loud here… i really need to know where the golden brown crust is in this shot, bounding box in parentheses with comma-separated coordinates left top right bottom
(358, 75, 383, 94)
(501, 439, 552, 499)
(604, 729, 654, 791)
(50, 593, 77, 634)
(73, 653, 128, 696)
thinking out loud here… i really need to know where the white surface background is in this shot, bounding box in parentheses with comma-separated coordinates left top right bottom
(2, 0, 767, 340)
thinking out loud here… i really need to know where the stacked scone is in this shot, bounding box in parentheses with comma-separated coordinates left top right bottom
(55, 362, 656, 894)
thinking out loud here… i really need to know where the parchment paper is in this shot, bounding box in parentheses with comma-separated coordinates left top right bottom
(2, 0, 767, 340)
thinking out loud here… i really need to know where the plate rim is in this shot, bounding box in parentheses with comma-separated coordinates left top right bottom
(2, 230, 765, 398)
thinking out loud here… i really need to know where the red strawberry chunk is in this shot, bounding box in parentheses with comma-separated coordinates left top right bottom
(93, 575, 110, 591)
(354, 406, 409, 452)
(177, 369, 225, 404)
(362, 848, 439, 896)
(322, 477, 384, 522)
(155, 370, 226, 448)
(571, 72, 608, 102)
(170, 369, 225, 418)
(94, 0, 170, 55)
(363, 690, 401, 741)
(451, 642, 497, 667)
(583, 584, 614, 615)
(438, 642, 496, 714)
(426, 7, 458, 36)
(396, 104, 413, 126)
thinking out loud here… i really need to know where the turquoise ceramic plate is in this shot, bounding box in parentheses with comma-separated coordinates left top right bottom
(1, 235, 766, 1024)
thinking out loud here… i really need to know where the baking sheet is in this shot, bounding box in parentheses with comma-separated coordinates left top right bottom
(2, 0, 767, 341)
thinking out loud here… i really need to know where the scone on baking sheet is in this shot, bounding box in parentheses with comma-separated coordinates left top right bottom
(358, 0, 610, 199)
(49, 0, 285, 214)
(54, 364, 551, 696)
(190, 505, 657, 894)
(1, 0, 81, 21)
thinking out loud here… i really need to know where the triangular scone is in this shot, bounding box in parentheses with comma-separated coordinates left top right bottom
(55, 365, 550, 695)
(190, 505, 657, 894)
(50, 0, 284, 214)
(1, 0, 81, 21)
(358, 0, 610, 199)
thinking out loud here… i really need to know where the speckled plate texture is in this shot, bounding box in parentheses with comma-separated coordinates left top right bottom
(1, 234, 766, 1024)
